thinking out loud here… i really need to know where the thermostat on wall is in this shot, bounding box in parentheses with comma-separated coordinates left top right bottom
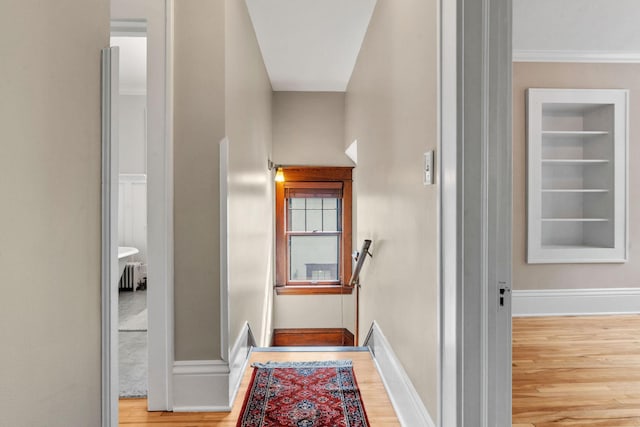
(424, 151, 434, 185)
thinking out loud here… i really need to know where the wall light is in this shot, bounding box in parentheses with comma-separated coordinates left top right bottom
(274, 167, 285, 183)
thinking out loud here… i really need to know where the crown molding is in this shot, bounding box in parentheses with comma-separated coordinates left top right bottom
(513, 49, 640, 63)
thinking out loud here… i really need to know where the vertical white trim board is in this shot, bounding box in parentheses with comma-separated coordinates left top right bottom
(101, 46, 120, 427)
(220, 138, 230, 361)
(438, 0, 458, 423)
(364, 322, 436, 427)
(512, 288, 640, 317)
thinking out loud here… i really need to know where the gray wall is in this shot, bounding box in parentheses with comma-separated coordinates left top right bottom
(173, 0, 226, 360)
(513, 62, 640, 290)
(271, 92, 355, 332)
(345, 0, 439, 416)
(226, 0, 274, 347)
(173, 0, 273, 359)
(0, 0, 108, 425)
(272, 92, 352, 167)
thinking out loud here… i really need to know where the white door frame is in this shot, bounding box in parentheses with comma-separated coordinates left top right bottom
(439, 0, 512, 425)
(101, 46, 120, 427)
(438, 0, 457, 424)
(106, 0, 175, 417)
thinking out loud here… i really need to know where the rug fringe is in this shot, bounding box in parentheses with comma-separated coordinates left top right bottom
(251, 360, 353, 369)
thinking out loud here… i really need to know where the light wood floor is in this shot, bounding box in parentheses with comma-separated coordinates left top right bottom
(119, 350, 399, 426)
(513, 315, 640, 427)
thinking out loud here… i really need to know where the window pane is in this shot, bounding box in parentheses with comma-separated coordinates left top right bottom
(323, 198, 337, 209)
(323, 209, 338, 231)
(287, 197, 341, 232)
(306, 209, 323, 231)
(306, 198, 322, 209)
(289, 209, 306, 231)
(289, 198, 305, 209)
(289, 235, 339, 281)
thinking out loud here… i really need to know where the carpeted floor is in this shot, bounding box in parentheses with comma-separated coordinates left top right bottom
(119, 289, 147, 398)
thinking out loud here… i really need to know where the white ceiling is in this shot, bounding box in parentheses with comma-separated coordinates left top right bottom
(245, 0, 377, 92)
(110, 36, 147, 95)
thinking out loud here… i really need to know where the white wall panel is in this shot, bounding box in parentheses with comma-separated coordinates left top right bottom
(119, 174, 147, 264)
(118, 95, 147, 174)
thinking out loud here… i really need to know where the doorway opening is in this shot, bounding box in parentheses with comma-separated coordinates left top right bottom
(110, 28, 149, 399)
(510, 3, 640, 425)
(106, 2, 174, 420)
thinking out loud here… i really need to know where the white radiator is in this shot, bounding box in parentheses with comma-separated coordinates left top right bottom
(119, 262, 142, 291)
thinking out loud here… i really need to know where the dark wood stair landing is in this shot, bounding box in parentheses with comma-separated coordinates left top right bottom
(272, 328, 355, 347)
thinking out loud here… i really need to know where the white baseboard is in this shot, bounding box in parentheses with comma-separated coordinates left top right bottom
(364, 321, 435, 427)
(513, 288, 640, 317)
(172, 360, 230, 412)
(228, 322, 255, 404)
(172, 323, 255, 412)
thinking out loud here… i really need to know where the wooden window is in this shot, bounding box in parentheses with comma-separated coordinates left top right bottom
(275, 167, 353, 295)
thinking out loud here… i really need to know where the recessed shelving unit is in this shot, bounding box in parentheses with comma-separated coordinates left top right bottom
(527, 88, 628, 263)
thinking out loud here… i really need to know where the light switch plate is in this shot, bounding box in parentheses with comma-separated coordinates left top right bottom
(424, 151, 434, 185)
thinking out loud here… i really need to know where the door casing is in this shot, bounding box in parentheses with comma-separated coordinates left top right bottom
(439, 0, 512, 425)
(103, 0, 174, 423)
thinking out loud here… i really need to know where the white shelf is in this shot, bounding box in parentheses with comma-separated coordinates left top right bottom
(527, 88, 628, 264)
(542, 130, 609, 137)
(541, 159, 609, 164)
(541, 189, 609, 193)
(541, 244, 613, 250)
(541, 218, 609, 222)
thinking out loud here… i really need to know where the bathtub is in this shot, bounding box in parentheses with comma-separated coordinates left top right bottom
(118, 246, 139, 279)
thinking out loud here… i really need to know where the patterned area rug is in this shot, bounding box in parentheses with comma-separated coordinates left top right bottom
(237, 360, 369, 427)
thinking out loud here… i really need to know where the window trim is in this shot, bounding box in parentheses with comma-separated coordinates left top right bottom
(275, 167, 353, 295)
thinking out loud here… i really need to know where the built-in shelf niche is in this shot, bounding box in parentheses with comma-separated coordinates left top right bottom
(527, 88, 628, 263)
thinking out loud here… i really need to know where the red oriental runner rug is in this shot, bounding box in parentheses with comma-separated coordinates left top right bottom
(237, 360, 370, 427)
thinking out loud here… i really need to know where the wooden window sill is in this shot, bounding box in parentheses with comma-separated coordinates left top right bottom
(274, 285, 354, 295)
